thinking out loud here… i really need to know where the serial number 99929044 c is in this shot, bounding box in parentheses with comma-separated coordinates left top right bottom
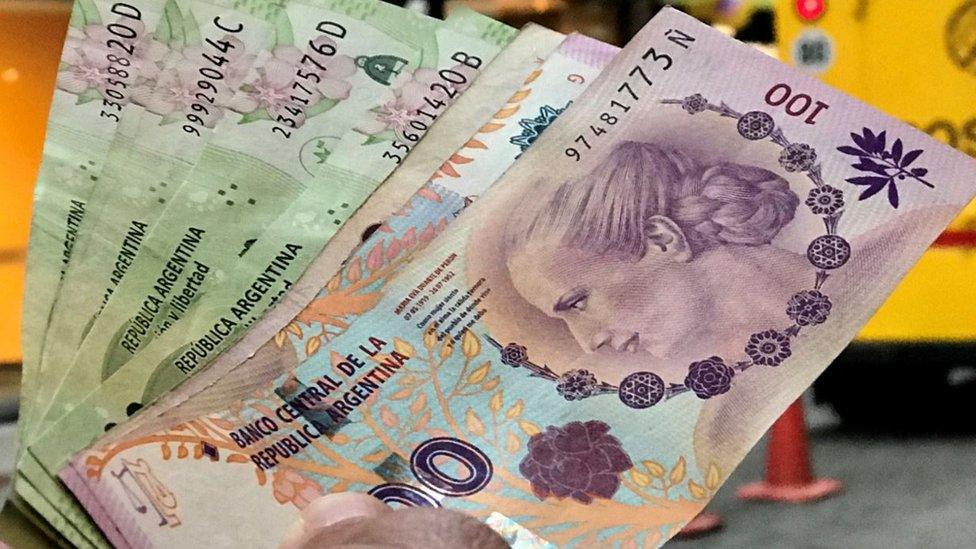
(181, 16, 247, 137)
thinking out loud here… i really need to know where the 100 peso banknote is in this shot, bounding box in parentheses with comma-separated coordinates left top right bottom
(59, 8, 976, 548)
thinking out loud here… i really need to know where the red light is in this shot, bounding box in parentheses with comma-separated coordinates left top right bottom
(796, 0, 826, 22)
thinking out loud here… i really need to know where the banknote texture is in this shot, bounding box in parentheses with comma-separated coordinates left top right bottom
(62, 9, 976, 548)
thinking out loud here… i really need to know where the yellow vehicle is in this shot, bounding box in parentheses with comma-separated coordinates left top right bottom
(776, 0, 976, 428)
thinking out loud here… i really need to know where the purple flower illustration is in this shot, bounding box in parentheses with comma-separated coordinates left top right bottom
(779, 143, 817, 173)
(745, 330, 792, 367)
(684, 357, 735, 399)
(807, 234, 851, 270)
(805, 185, 845, 216)
(519, 420, 632, 504)
(500, 343, 528, 366)
(617, 371, 665, 409)
(556, 369, 598, 401)
(737, 111, 775, 140)
(837, 127, 933, 208)
(681, 93, 708, 114)
(787, 290, 832, 326)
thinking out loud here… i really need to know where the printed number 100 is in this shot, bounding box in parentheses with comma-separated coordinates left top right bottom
(368, 437, 493, 506)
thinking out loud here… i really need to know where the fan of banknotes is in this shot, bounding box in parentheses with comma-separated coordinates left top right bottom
(7, 0, 976, 546)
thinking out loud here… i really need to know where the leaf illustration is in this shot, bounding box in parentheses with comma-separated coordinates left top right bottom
(193, 444, 203, 459)
(423, 325, 438, 350)
(393, 337, 415, 359)
(413, 409, 431, 430)
(911, 167, 928, 177)
(440, 162, 461, 178)
(365, 241, 384, 271)
(182, 7, 201, 45)
(875, 130, 886, 152)
(901, 149, 923, 167)
(386, 240, 402, 261)
(177, 444, 188, 459)
(465, 408, 485, 436)
(891, 138, 903, 164)
(305, 336, 321, 357)
(670, 457, 686, 484)
(449, 154, 474, 165)
(363, 450, 387, 463)
(852, 158, 890, 175)
(519, 420, 541, 437)
(630, 469, 651, 488)
(688, 480, 707, 499)
(836, 145, 866, 157)
(461, 330, 481, 358)
(70, 0, 102, 29)
(362, 130, 396, 145)
(332, 433, 350, 445)
(489, 391, 503, 412)
(706, 463, 721, 490)
(274, 330, 287, 347)
(464, 138, 487, 150)
(467, 362, 490, 384)
(439, 338, 454, 360)
(346, 256, 361, 283)
(507, 89, 530, 103)
(642, 460, 666, 478)
(851, 131, 870, 152)
(255, 467, 267, 486)
(888, 182, 900, 208)
(410, 393, 427, 414)
(272, 9, 293, 48)
(226, 454, 250, 464)
(238, 109, 272, 124)
(846, 175, 889, 187)
(161, 443, 171, 460)
(387, 388, 413, 400)
(494, 106, 520, 119)
(858, 180, 890, 201)
(156, 0, 187, 48)
(479, 122, 505, 133)
(506, 399, 524, 420)
(380, 405, 399, 427)
(306, 98, 340, 120)
(483, 377, 501, 390)
(506, 431, 521, 453)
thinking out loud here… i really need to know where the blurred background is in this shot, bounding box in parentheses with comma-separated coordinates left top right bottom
(1, 0, 975, 546)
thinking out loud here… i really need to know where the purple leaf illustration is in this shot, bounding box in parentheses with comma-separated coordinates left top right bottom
(859, 180, 889, 200)
(852, 159, 890, 175)
(837, 145, 866, 157)
(846, 176, 890, 186)
(851, 131, 870, 152)
(887, 182, 900, 208)
(839, 128, 933, 208)
(900, 149, 923, 167)
(891, 138, 903, 164)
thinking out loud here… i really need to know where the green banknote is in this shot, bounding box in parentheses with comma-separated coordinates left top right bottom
(14, 0, 173, 545)
(31, 0, 276, 444)
(18, 0, 168, 443)
(35, 0, 443, 435)
(59, 9, 976, 547)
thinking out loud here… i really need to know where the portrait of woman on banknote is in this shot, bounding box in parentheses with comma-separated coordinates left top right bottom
(467, 110, 940, 469)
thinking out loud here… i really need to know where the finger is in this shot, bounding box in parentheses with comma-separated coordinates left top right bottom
(300, 492, 392, 530)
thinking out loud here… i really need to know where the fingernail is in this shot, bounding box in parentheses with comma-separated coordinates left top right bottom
(300, 492, 391, 530)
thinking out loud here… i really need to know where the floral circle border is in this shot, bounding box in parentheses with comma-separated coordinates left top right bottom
(487, 95, 852, 409)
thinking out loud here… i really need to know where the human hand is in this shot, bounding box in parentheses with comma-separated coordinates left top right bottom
(278, 492, 508, 549)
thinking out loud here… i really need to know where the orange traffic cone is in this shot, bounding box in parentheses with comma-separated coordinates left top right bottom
(737, 398, 843, 503)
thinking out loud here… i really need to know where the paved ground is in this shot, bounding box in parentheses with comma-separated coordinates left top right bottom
(676, 427, 976, 548)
